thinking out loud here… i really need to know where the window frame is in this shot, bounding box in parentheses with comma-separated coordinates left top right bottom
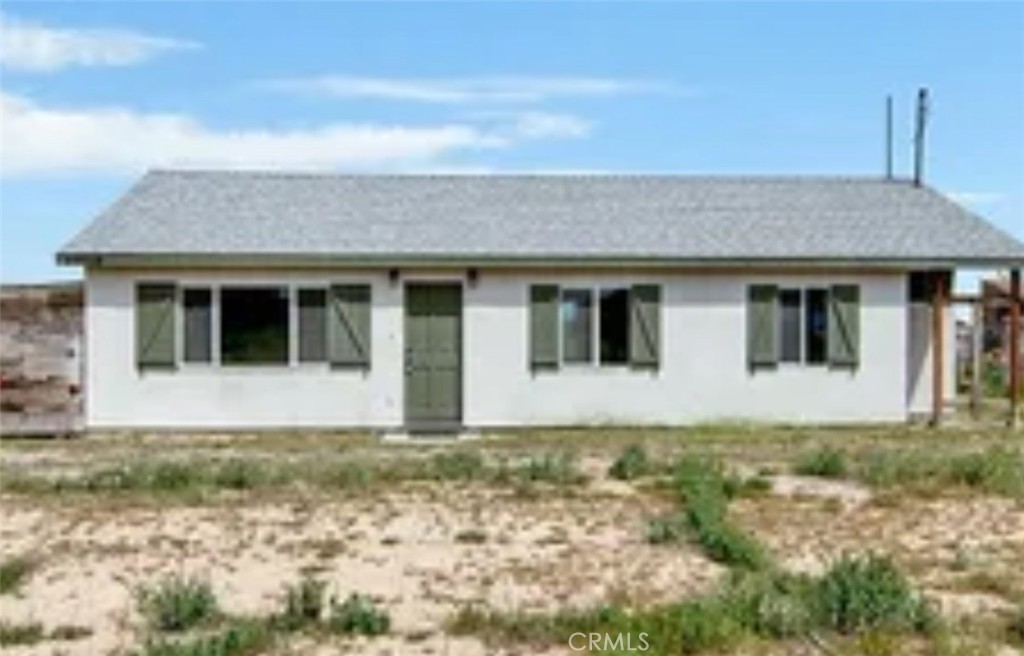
(775, 287, 831, 367)
(179, 286, 216, 366)
(559, 287, 595, 366)
(777, 288, 803, 365)
(556, 285, 635, 368)
(167, 280, 367, 370)
(803, 287, 829, 366)
(598, 287, 631, 367)
(218, 285, 293, 367)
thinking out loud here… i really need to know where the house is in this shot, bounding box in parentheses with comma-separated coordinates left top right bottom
(57, 171, 1024, 431)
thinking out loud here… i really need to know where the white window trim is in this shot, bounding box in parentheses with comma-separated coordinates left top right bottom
(776, 287, 830, 368)
(559, 285, 633, 368)
(169, 280, 368, 370)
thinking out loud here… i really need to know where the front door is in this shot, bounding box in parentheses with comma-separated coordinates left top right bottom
(404, 283, 462, 430)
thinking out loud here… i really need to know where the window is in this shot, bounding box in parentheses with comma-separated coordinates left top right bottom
(298, 288, 327, 363)
(778, 288, 829, 365)
(220, 287, 290, 365)
(599, 288, 630, 365)
(805, 289, 828, 364)
(182, 288, 212, 363)
(561, 289, 593, 364)
(779, 289, 802, 363)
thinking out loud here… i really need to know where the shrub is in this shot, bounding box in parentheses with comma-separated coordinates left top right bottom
(49, 624, 93, 641)
(671, 599, 745, 655)
(947, 447, 1024, 497)
(324, 462, 375, 489)
(212, 460, 265, 490)
(138, 576, 219, 633)
(518, 453, 579, 484)
(135, 619, 271, 656)
(720, 570, 816, 639)
(454, 529, 488, 544)
(794, 447, 848, 478)
(276, 577, 326, 631)
(647, 513, 687, 545)
(685, 498, 768, 571)
(0, 555, 35, 594)
(431, 451, 486, 481)
(1009, 603, 1024, 645)
(674, 457, 770, 571)
(814, 554, 934, 634)
(0, 621, 44, 646)
(609, 445, 650, 480)
(328, 593, 391, 635)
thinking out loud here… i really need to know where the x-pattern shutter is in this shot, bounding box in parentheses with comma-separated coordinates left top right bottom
(747, 285, 778, 370)
(529, 285, 559, 370)
(136, 282, 177, 369)
(828, 284, 860, 368)
(328, 284, 372, 369)
(630, 285, 661, 369)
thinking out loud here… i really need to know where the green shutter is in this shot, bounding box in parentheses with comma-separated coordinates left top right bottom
(136, 283, 177, 369)
(328, 284, 371, 369)
(747, 285, 778, 370)
(828, 284, 860, 368)
(529, 285, 559, 370)
(630, 285, 661, 369)
(298, 289, 328, 363)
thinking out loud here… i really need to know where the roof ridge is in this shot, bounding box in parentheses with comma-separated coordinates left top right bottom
(146, 168, 912, 183)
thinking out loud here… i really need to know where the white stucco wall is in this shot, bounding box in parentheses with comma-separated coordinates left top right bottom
(86, 268, 911, 429)
(465, 271, 908, 426)
(85, 270, 404, 429)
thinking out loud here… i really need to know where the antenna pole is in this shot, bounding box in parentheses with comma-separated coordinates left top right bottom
(914, 88, 928, 186)
(886, 95, 894, 180)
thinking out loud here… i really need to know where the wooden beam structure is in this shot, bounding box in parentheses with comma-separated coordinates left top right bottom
(1010, 269, 1021, 428)
(931, 272, 948, 426)
(971, 300, 983, 419)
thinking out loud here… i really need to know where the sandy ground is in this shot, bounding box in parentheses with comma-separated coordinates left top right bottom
(0, 483, 718, 656)
(732, 490, 1024, 619)
(2, 433, 1023, 655)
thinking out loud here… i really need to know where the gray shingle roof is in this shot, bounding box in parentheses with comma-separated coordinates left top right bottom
(59, 170, 1024, 266)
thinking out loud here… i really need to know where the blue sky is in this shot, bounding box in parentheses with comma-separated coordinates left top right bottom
(1, 2, 1021, 284)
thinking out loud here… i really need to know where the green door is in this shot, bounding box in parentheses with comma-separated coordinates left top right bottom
(405, 283, 463, 429)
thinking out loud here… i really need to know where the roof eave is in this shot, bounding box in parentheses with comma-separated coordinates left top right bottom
(56, 252, 1024, 270)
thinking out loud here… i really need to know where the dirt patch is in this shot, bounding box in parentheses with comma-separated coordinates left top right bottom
(732, 492, 1024, 610)
(0, 483, 719, 655)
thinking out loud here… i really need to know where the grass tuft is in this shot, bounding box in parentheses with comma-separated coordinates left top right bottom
(327, 593, 391, 635)
(0, 555, 35, 594)
(609, 444, 650, 480)
(0, 621, 44, 646)
(275, 576, 326, 631)
(814, 553, 936, 635)
(137, 576, 219, 633)
(794, 447, 848, 478)
(133, 618, 271, 656)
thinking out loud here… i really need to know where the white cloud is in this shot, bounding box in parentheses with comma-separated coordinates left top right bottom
(465, 110, 593, 139)
(506, 111, 593, 139)
(0, 12, 198, 72)
(0, 92, 595, 176)
(258, 75, 675, 104)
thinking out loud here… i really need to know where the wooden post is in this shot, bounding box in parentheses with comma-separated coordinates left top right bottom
(1010, 269, 1021, 428)
(931, 272, 947, 427)
(971, 299, 983, 419)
